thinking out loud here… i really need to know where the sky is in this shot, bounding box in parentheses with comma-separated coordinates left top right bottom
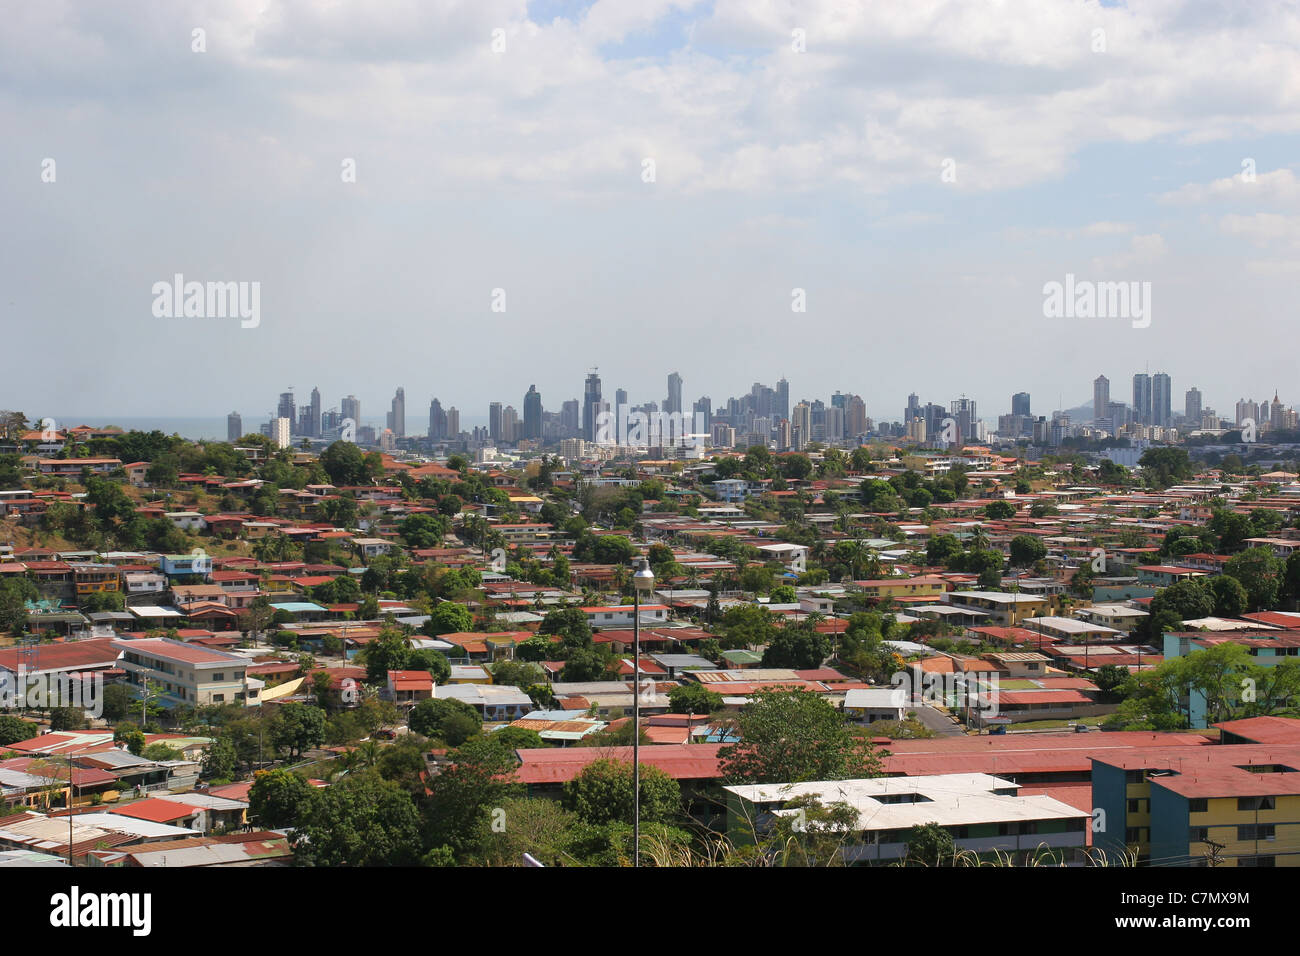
(4, 0, 1300, 430)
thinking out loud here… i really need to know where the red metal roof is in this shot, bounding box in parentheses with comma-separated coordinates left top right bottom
(109, 798, 197, 823)
(514, 744, 725, 785)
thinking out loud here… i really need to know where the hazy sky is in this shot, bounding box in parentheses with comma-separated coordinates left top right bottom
(4, 0, 1300, 429)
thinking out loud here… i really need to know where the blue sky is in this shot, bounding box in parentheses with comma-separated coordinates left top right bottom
(3, 0, 1300, 430)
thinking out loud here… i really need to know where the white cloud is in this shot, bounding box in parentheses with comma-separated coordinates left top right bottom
(1160, 168, 1300, 205)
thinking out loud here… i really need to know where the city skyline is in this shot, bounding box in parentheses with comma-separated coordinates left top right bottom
(29, 367, 1297, 441)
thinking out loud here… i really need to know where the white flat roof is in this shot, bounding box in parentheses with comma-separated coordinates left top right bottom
(724, 773, 1086, 830)
(1023, 616, 1122, 635)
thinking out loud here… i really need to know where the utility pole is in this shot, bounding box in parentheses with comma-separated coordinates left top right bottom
(1205, 838, 1225, 867)
(67, 752, 74, 867)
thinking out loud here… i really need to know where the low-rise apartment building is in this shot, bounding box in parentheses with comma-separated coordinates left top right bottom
(112, 638, 262, 708)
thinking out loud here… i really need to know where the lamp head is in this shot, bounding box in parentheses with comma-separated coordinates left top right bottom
(632, 557, 656, 593)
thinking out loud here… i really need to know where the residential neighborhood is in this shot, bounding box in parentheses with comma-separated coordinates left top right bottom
(2, 384, 1300, 873)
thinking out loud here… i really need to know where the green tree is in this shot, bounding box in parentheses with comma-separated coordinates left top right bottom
(0, 578, 36, 635)
(1008, 534, 1047, 567)
(473, 795, 580, 867)
(983, 500, 1016, 520)
(1184, 642, 1253, 725)
(1207, 575, 1249, 617)
(0, 715, 38, 746)
(427, 602, 473, 635)
(486, 725, 546, 751)
(424, 737, 523, 860)
(559, 648, 609, 682)
(719, 688, 880, 784)
(358, 628, 411, 682)
(1138, 447, 1193, 489)
(904, 822, 958, 866)
(539, 607, 594, 649)
(1224, 547, 1283, 612)
(249, 768, 318, 828)
(142, 742, 183, 761)
(294, 770, 422, 866)
(515, 635, 556, 662)
(562, 758, 681, 827)
(408, 697, 482, 745)
(202, 737, 239, 781)
(761, 623, 830, 669)
(925, 534, 962, 567)
(319, 441, 368, 486)
(49, 707, 89, 732)
(667, 682, 724, 714)
(270, 702, 327, 759)
(1148, 578, 1214, 623)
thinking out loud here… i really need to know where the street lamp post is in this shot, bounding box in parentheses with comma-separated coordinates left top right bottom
(631, 558, 655, 868)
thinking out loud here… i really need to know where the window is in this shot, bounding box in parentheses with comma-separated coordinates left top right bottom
(1237, 824, 1276, 841)
(212, 693, 225, 702)
(1237, 796, 1276, 812)
(1188, 799, 1208, 813)
(1189, 827, 1209, 843)
(213, 673, 225, 682)
(1239, 855, 1275, 867)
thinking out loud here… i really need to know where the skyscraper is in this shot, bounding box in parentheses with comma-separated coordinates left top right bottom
(227, 412, 242, 442)
(1152, 373, 1172, 428)
(845, 395, 867, 437)
(1236, 398, 1259, 427)
(791, 401, 811, 449)
(523, 385, 543, 441)
(665, 372, 683, 415)
(341, 395, 360, 427)
(775, 378, 790, 421)
(1185, 387, 1202, 423)
(429, 398, 446, 440)
(1012, 392, 1032, 418)
(501, 405, 519, 444)
(693, 396, 712, 434)
(1132, 374, 1152, 425)
(906, 393, 921, 425)
(583, 371, 602, 442)
(489, 402, 503, 441)
(561, 399, 580, 437)
(278, 391, 296, 435)
(306, 387, 321, 437)
(387, 387, 406, 438)
(1093, 376, 1109, 422)
(446, 406, 460, 437)
(272, 417, 291, 449)
(950, 397, 977, 442)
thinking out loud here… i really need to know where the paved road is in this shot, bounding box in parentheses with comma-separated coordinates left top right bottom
(912, 705, 965, 737)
